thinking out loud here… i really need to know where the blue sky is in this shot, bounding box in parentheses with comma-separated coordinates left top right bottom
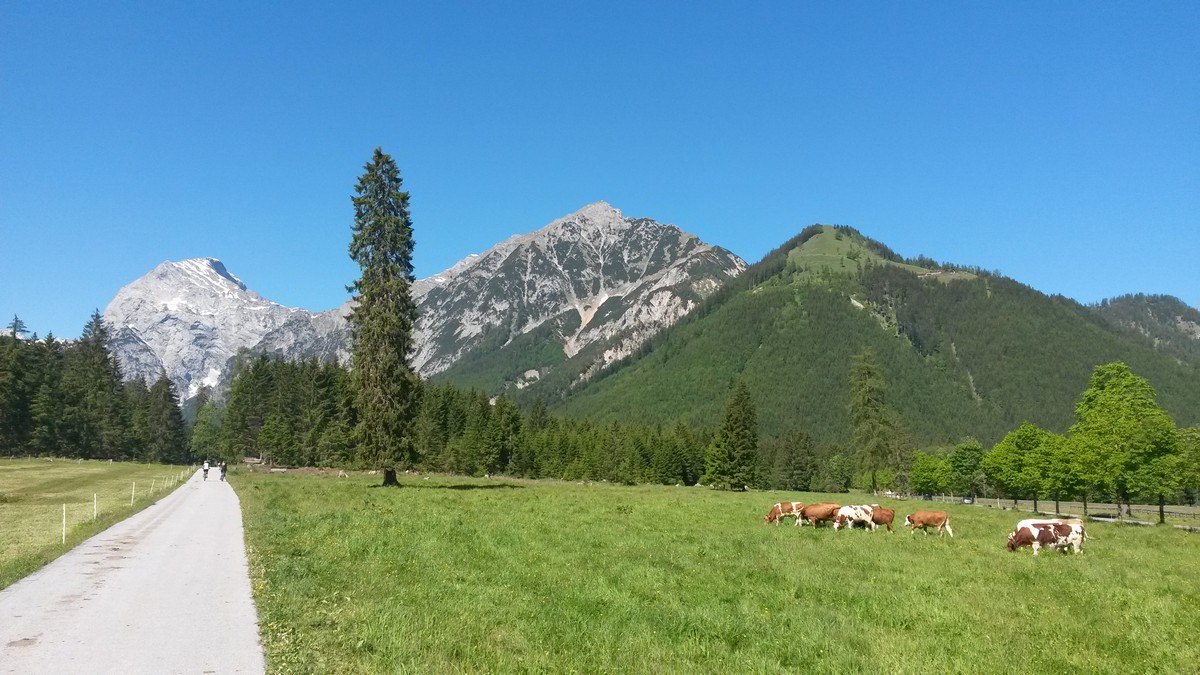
(2, 2, 1196, 338)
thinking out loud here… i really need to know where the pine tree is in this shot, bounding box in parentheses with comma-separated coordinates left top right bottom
(257, 414, 293, 467)
(768, 429, 818, 491)
(147, 374, 189, 464)
(124, 379, 152, 461)
(221, 356, 272, 461)
(27, 334, 65, 456)
(59, 311, 127, 459)
(6, 315, 27, 339)
(347, 148, 420, 487)
(849, 349, 905, 494)
(703, 381, 758, 490)
(0, 336, 30, 452)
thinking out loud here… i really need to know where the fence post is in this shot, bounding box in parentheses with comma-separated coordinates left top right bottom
(131, 482, 136, 507)
(93, 493, 97, 522)
(62, 504, 66, 544)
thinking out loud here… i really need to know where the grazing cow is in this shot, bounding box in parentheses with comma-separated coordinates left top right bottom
(1007, 521, 1086, 556)
(799, 502, 841, 527)
(869, 505, 895, 532)
(763, 501, 804, 526)
(833, 505, 875, 530)
(904, 510, 954, 537)
(1015, 518, 1082, 531)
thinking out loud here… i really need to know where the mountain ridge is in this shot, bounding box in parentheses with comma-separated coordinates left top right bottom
(551, 225, 1200, 445)
(103, 202, 745, 402)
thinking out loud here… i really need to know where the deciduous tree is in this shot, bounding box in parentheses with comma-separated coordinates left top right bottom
(1069, 362, 1178, 520)
(983, 422, 1052, 511)
(909, 450, 949, 495)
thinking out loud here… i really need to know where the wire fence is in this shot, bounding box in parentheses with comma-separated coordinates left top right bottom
(0, 463, 195, 560)
(913, 493, 1200, 530)
(54, 467, 195, 543)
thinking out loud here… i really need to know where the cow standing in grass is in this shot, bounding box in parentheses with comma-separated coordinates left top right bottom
(1014, 517, 1082, 531)
(1007, 521, 1086, 556)
(904, 510, 954, 537)
(763, 502, 804, 526)
(869, 506, 895, 532)
(833, 505, 874, 531)
(799, 502, 841, 528)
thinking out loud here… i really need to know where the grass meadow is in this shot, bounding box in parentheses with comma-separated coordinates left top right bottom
(0, 458, 191, 590)
(234, 471, 1200, 674)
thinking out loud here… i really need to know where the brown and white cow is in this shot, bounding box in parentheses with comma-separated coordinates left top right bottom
(1015, 517, 1083, 531)
(904, 510, 954, 537)
(833, 505, 874, 530)
(869, 505, 895, 532)
(763, 501, 804, 525)
(1007, 521, 1086, 556)
(799, 502, 841, 527)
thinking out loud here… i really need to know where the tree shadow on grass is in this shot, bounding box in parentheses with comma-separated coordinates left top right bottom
(370, 482, 524, 491)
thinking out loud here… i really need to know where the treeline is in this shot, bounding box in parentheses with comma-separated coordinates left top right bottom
(205, 354, 872, 490)
(908, 363, 1200, 515)
(206, 351, 1200, 510)
(203, 354, 712, 483)
(0, 313, 189, 463)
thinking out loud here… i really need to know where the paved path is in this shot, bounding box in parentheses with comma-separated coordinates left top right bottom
(0, 471, 265, 674)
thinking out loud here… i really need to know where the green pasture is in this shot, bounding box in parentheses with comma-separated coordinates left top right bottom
(0, 458, 192, 590)
(234, 472, 1200, 674)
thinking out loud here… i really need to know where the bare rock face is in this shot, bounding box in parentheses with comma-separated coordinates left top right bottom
(103, 259, 314, 399)
(411, 201, 746, 385)
(103, 202, 744, 401)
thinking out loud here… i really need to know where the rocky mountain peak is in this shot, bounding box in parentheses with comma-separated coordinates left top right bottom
(410, 204, 745, 379)
(150, 257, 249, 294)
(104, 258, 302, 400)
(103, 204, 745, 403)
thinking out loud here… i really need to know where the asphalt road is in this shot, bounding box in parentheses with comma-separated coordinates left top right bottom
(0, 470, 265, 674)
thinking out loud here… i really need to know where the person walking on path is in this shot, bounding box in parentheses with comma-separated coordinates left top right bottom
(0, 469, 265, 674)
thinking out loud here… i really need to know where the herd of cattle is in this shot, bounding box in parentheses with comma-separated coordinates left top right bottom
(764, 501, 1088, 555)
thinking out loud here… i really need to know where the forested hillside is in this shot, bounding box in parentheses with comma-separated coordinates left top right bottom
(552, 226, 1200, 446)
(1091, 294, 1200, 363)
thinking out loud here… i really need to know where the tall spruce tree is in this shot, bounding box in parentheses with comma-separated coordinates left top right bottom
(60, 311, 127, 459)
(347, 147, 420, 486)
(7, 315, 27, 339)
(147, 374, 189, 464)
(703, 381, 758, 490)
(848, 349, 904, 494)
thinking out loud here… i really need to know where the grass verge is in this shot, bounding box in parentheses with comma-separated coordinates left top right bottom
(0, 458, 192, 590)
